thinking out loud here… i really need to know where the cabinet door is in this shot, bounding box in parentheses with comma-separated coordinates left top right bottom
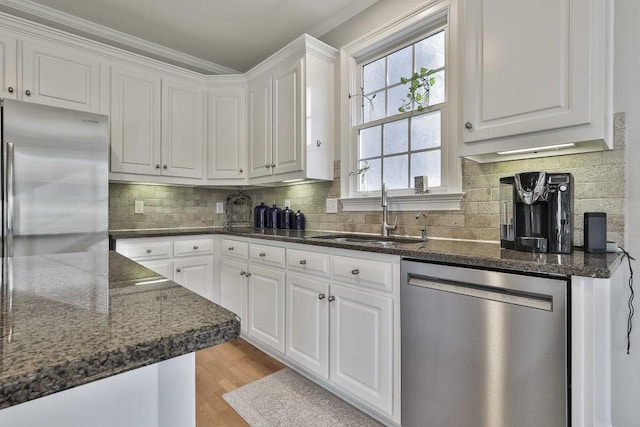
(110, 65, 162, 175)
(463, 0, 591, 143)
(173, 255, 213, 300)
(161, 78, 204, 178)
(272, 59, 303, 175)
(0, 33, 17, 99)
(219, 258, 248, 333)
(22, 40, 100, 112)
(286, 272, 329, 379)
(330, 283, 393, 415)
(247, 264, 285, 353)
(138, 259, 174, 280)
(207, 86, 246, 179)
(248, 75, 272, 178)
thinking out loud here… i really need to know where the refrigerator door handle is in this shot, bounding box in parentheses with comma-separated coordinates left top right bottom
(3, 141, 14, 257)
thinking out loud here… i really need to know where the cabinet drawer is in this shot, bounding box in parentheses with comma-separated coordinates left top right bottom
(174, 238, 214, 257)
(250, 244, 285, 268)
(116, 240, 172, 260)
(221, 239, 249, 260)
(331, 255, 393, 292)
(287, 248, 329, 276)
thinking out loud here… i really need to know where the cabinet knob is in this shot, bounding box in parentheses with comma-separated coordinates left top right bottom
(245, 272, 252, 277)
(176, 268, 181, 272)
(240, 271, 246, 276)
(239, 168, 243, 173)
(155, 164, 160, 169)
(351, 268, 360, 275)
(271, 163, 276, 168)
(193, 245, 198, 250)
(299, 259, 307, 265)
(228, 246, 234, 251)
(7, 86, 13, 93)
(146, 249, 152, 254)
(163, 165, 168, 169)
(328, 296, 336, 302)
(259, 252, 266, 257)
(25, 89, 31, 96)
(265, 164, 271, 169)
(464, 121, 473, 130)
(318, 293, 326, 300)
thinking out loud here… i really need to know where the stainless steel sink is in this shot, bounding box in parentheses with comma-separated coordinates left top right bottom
(309, 234, 421, 247)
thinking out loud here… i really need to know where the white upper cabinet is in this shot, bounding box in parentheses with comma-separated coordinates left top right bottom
(0, 33, 16, 99)
(460, 0, 613, 162)
(207, 82, 247, 181)
(247, 35, 337, 184)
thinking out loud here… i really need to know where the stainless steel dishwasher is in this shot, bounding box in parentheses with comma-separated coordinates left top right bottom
(401, 260, 568, 427)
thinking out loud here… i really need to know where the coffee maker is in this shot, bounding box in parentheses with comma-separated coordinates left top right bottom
(500, 172, 573, 254)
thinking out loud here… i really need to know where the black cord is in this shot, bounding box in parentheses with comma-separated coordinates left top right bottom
(619, 246, 636, 354)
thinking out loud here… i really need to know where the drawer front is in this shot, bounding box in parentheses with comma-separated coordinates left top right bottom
(117, 240, 172, 260)
(250, 244, 286, 268)
(331, 255, 393, 292)
(174, 238, 214, 257)
(287, 248, 330, 276)
(221, 239, 249, 260)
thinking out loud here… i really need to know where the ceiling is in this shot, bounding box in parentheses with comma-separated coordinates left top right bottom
(0, 0, 378, 73)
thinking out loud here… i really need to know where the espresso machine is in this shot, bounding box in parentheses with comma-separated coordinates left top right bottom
(500, 172, 573, 254)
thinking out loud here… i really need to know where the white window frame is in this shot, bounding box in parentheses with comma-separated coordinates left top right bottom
(339, 0, 463, 212)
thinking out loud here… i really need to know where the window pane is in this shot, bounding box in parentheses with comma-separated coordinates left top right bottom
(411, 150, 441, 187)
(428, 70, 445, 105)
(388, 84, 409, 115)
(411, 111, 441, 150)
(363, 57, 385, 94)
(363, 90, 386, 123)
(358, 158, 381, 192)
(359, 126, 381, 158)
(415, 31, 445, 70)
(388, 45, 413, 87)
(383, 155, 408, 190)
(383, 119, 408, 155)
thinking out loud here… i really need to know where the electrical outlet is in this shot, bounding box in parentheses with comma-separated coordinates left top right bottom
(134, 200, 144, 214)
(326, 198, 338, 213)
(216, 202, 224, 214)
(284, 199, 291, 209)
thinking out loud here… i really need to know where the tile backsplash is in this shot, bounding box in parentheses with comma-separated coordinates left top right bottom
(110, 113, 626, 246)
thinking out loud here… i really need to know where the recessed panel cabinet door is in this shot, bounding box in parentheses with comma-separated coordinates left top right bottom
(110, 65, 162, 175)
(248, 76, 271, 178)
(0, 33, 17, 100)
(463, 0, 591, 142)
(173, 255, 213, 301)
(162, 79, 204, 179)
(272, 59, 303, 175)
(220, 258, 248, 333)
(207, 86, 246, 179)
(248, 264, 285, 353)
(22, 40, 101, 112)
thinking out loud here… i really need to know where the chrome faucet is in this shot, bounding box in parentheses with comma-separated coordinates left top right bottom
(381, 182, 397, 237)
(416, 212, 427, 241)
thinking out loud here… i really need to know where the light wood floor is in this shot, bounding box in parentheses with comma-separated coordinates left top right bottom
(195, 338, 285, 427)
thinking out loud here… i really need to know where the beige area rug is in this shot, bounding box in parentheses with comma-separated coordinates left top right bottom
(222, 368, 384, 426)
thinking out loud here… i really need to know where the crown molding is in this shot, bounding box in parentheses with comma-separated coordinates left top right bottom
(0, 0, 240, 75)
(307, 0, 378, 38)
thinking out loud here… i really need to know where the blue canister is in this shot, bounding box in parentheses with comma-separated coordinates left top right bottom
(254, 202, 268, 228)
(267, 204, 281, 228)
(278, 207, 293, 229)
(293, 210, 305, 231)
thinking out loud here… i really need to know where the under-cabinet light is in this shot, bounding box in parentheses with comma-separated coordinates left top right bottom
(282, 179, 304, 183)
(496, 143, 576, 156)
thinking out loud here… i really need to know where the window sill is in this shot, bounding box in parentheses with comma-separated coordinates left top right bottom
(340, 192, 464, 212)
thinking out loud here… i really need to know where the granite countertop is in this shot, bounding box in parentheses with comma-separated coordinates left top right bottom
(109, 227, 624, 279)
(0, 251, 240, 409)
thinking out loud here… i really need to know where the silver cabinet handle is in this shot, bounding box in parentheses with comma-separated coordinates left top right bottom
(465, 122, 473, 130)
(146, 249, 152, 254)
(193, 245, 198, 250)
(265, 164, 271, 169)
(351, 269, 360, 275)
(245, 272, 252, 277)
(25, 89, 31, 96)
(176, 268, 181, 272)
(318, 293, 326, 300)
(163, 165, 168, 169)
(7, 86, 13, 93)
(239, 168, 244, 173)
(299, 259, 307, 265)
(328, 296, 336, 302)
(240, 271, 246, 276)
(271, 163, 276, 168)
(155, 164, 160, 169)
(259, 252, 266, 257)
(228, 247, 234, 251)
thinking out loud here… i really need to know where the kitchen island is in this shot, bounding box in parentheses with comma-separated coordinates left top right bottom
(0, 250, 240, 427)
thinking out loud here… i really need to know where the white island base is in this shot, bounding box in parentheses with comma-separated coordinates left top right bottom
(0, 353, 195, 427)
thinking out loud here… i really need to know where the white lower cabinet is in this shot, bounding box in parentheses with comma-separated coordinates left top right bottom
(248, 264, 285, 353)
(173, 255, 213, 300)
(137, 259, 174, 280)
(219, 257, 248, 334)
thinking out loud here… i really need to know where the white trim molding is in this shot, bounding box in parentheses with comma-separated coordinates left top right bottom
(341, 192, 464, 212)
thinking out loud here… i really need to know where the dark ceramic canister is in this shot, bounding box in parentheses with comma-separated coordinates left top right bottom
(267, 204, 281, 228)
(278, 207, 293, 229)
(254, 202, 268, 228)
(293, 210, 305, 231)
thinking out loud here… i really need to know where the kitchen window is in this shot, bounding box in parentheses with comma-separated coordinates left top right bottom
(340, 0, 463, 211)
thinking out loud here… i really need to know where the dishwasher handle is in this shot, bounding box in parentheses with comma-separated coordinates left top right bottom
(407, 275, 553, 311)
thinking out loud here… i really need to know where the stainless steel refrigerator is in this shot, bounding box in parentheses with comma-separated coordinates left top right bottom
(1, 99, 108, 257)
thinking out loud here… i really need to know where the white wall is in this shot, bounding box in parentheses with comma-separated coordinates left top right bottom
(612, 0, 640, 426)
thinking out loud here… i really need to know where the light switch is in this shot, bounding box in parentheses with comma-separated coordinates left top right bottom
(326, 198, 338, 213)
(134, 200, 144, 214)
(284, 199, 291, 209)
(216, 202, 224, 214)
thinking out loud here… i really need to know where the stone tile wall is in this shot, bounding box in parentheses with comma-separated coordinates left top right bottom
(109, 113, 626, 246)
